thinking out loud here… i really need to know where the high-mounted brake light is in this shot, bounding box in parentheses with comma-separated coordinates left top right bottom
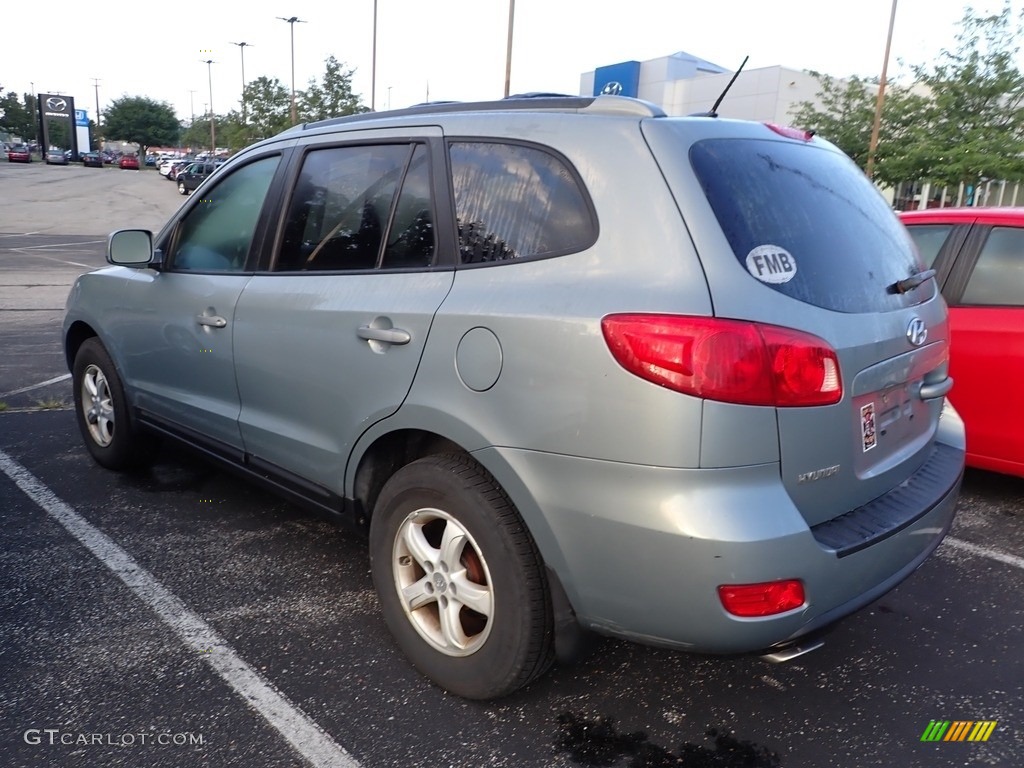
(765, 123, 815, 141)
(718, 580, 805, 617)
(601, 315, 842, 407)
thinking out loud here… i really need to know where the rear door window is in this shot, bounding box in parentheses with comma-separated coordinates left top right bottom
(960, 226, 1024, 306)
(690, 139, 933, 313)
(276, 143, 435, 271)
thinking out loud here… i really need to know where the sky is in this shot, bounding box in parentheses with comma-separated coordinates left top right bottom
(1, 0, 1019, 123)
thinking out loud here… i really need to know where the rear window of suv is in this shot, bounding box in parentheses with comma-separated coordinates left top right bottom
(690, 138, 933, 313)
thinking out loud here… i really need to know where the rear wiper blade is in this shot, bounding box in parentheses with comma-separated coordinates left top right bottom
(890, 269, 936, 294)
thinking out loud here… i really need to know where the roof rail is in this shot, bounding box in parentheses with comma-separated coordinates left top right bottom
(295, 94, 664, 132)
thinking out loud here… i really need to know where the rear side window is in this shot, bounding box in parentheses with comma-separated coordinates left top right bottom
(690, 138, 933, 313)
(960, 226, 1024, 306)
(449, 141, 595, 263)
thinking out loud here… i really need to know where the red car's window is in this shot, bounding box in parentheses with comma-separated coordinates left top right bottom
(960, 226, 1024, 306)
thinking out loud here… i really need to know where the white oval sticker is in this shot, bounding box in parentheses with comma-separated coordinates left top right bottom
(746, 245, 797, 284)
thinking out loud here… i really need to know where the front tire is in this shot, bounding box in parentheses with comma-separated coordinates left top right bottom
(369, 454, 554, 699)
(178, 180, 187, 195)
(72, 338, 154, 470)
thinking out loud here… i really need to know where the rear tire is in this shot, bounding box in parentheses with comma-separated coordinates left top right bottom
(369, 454, 554, 699)
(72, 338, 154, 470)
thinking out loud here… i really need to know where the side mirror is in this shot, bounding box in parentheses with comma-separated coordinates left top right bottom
(107, 229, 155, 267)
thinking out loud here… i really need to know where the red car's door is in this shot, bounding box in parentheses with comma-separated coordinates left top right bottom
(948, 223, 1024, 476)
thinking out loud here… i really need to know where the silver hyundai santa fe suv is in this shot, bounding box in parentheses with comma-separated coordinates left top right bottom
(63, 95, 965, 699)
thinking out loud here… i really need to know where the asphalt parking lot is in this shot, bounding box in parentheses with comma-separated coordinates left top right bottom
(1, 161, 1022, 768)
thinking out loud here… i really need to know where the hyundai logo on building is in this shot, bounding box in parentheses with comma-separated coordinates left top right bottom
(601, 82, 623, 95)
(46, 97, 67, 112)
(906, 317, 927, 347)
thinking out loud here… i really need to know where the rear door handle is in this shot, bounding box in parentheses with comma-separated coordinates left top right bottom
(918, 377, 953, 400)
(357, 325, 411, 345)
(197, 315, 227, 328)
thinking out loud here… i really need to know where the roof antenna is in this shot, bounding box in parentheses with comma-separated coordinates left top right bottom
(703, 56, 749, 117)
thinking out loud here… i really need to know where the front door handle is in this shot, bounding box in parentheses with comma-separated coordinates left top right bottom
(196, 315, 227, 328)
(357, 325, 411, 345)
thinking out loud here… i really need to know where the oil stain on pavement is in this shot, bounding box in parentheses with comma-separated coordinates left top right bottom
(555, 712, 782, 767)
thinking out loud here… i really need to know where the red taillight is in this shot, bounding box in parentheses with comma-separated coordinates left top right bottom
(601, 315, 842, 407)
(718, 580, 805, 617)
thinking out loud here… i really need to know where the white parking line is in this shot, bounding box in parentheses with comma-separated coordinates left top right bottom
(0, 449, 361, 768)
(943, 536, 1024, 571)
(0, 373, 71, 399)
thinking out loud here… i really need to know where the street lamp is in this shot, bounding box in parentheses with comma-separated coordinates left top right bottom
(230, 41, 252, 123)
(277, 15, 306, 125)
(201, 59, 216, 155)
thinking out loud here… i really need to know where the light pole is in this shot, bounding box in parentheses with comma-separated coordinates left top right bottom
(277, 16, 306, 125)
(866, 0, 898, 180)
(201, 59, 216, 155)
(91, 78, 102, 153)
(371, 0, 378, 110)
(230, 41, 251, 123)
(504, 0, 515, 98)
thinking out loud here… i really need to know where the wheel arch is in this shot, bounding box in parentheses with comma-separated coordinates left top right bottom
(64, 320, 99, 372)
(348, 418, 588, 660)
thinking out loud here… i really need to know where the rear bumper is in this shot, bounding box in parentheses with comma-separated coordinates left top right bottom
(477, 437, 964, 654)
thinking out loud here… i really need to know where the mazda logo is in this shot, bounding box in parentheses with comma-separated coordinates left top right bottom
(601, 81, 623, 96)
(906, 317, 927, 347)
(46, 97, 67, 112)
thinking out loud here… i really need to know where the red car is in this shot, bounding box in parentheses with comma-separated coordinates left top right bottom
(119, 154, 140, 170)
(899, 207, 1024, 477)
(6, 145, 32, 163)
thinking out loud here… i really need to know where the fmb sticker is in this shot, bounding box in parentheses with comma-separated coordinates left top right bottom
(746, 245, 797, 284)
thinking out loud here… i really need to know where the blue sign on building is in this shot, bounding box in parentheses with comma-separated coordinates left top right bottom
(75, 109, 89, 127)
(593, 61, 641, 98)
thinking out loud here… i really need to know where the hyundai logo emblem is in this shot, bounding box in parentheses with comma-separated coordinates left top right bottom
(601, 81, 623, 96)
(46, 97, 67, 112)
(906, 317, 927, 347)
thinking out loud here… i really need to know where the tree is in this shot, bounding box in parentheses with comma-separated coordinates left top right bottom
(906, 2, 1024, 186)
(300, 56, 369, 122)
(0, 90, 38, 142)
(790, 74, 929, 186)
(241, 76, 292, 141)
(103, 95, 180, 156)
(791, 3, 1024, 189)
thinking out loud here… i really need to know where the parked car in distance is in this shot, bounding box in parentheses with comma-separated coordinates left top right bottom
(81, 153, 104, 168)
(160, 157, 191, 177)
(7, 144, 32, 163)
(119, 154, 140, 170)
(176, 162, 218, 194)
(45, 149, 69, 165)
(63, 94, 965, 700)
(899, 207, 1024, 477)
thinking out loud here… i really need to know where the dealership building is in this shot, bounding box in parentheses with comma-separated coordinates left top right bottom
(580, 51, 827, 124)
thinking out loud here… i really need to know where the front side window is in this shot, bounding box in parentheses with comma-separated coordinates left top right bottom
(277, 143, 435, 271)
(448, 141, 595, 264)
(169, 155, 280, 272)
(960, 226, 1024, 306)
